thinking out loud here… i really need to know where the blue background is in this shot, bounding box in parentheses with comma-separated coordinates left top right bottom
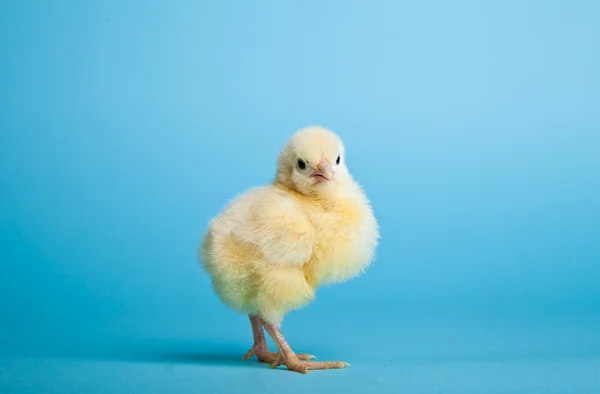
(1, 1, 599, 393)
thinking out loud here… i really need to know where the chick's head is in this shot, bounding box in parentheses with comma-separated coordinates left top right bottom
(275, 126, 352, 197)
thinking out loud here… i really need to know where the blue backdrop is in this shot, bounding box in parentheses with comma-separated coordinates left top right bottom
(1, 1, 599, 393)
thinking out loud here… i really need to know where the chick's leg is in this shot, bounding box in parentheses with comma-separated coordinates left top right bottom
(263, 322, 349, 374)
(242, 315, 315, 364)
(242, 314, 277, 363)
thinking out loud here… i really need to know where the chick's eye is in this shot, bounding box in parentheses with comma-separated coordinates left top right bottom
(336, 154, 341, 165)
(297, 159, 306, 170)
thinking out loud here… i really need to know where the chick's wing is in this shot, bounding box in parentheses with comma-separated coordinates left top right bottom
(228, 188, 315, 267)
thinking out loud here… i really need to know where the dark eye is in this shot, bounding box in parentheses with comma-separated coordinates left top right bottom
(336, 155, 341, 165)
(297, 158, 306, 170)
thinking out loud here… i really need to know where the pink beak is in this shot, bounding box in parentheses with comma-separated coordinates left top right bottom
(311, 159, 335, 181)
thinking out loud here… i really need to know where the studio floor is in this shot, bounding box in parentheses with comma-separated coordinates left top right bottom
(2, 315, 599, 394)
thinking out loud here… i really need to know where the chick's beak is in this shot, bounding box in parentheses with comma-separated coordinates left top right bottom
(311, 159, 335, 181)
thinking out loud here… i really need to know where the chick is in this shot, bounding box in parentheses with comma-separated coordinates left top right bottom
(199, 126, 379, 373)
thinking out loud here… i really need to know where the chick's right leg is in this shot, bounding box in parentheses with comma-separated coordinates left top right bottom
(242, 315, 316, 365)
(242, 314, 278, 363)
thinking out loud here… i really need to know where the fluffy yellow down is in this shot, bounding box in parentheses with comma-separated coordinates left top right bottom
(199, 126, 379, 325)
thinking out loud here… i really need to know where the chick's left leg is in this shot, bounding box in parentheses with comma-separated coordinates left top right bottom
(263, 322, 349, 374)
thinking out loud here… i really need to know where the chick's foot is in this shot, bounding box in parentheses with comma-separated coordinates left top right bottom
(244, 348, 315, 364)
(243, 344, 278, 363)
(269, 356, 348, 372)
(242, 315, 316, 364)
(263, 322, 349, 374)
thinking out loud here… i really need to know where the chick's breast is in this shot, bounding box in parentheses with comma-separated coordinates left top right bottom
(200, 186, 316, 324)
(303, 184, 379, 287)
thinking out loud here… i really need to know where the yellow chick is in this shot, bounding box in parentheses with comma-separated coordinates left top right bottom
(199, 126, 379, 373)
